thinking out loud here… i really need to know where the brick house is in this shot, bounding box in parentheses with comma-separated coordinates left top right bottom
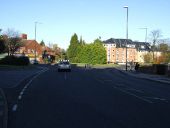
(17, 34, 43, 61)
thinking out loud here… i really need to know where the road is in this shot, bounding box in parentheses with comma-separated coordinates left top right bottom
(7, 65, 170, 128)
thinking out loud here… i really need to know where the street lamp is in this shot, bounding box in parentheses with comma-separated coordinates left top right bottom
(34, 21, 42, 60)
(124, 6, 128, 71)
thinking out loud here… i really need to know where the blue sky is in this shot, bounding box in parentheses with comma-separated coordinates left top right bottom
(1, 0, 170, 49)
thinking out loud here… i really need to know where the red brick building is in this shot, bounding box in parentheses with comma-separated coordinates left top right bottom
(17, 34, 44, 61)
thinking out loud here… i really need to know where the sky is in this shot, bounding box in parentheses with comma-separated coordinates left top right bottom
(1, 0, 170, 49)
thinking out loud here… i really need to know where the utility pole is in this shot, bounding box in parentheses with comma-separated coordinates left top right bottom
(124, 6, 128, 71)
(34, 21, 42, 60)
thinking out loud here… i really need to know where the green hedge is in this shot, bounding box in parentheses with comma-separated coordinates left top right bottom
(0, 56, 30, 66)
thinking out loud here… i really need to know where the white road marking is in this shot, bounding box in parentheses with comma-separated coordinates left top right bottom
(20, 91, 24, 95)
(113, 86, 153, 104)
(12, 68, 49, 112)
(18, 68, 48, 97)
(144, 97, 168, 102)
(12, 104, 18, 112)
(8, 67, 49, 88)
(18, 95, 22, 100)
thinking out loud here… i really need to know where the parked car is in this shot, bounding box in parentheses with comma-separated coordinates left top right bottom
(30, 59, 39, 65)
(58, 60, 71, 72)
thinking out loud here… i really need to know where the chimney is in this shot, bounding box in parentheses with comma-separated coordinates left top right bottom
(21, 34, 27, 40)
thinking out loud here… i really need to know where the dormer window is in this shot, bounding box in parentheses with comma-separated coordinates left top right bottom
(141, 45, 145, 49)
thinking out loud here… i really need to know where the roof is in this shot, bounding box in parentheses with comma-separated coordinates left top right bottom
(103, 38, 151, 51)
(22, 40, 40, 46)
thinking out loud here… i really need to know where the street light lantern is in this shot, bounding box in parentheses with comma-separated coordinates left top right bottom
(123, 6, 128, 71)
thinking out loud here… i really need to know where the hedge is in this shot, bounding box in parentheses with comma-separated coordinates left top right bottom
(0, 55, 30, 66)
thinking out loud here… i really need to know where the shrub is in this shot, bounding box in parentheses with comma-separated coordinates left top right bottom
(17, 56, 30, 66)
(0, 55, 30, 66)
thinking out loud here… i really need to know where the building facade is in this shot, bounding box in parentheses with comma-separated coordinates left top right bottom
(15, 34, 44, 61)
(103, 38, 151, 63)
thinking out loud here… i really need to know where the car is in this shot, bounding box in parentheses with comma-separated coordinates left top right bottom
(58, 60, 71, 72)
(30, 59, 39, 65)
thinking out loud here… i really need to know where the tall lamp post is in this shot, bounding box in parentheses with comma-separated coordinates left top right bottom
(34, 21, 41, 60)
(124, 6, 128, 71)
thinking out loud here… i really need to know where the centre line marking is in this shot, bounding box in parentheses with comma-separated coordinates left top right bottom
(18, 95, 22, 100)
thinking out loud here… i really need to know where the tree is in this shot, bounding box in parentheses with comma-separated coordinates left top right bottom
(159, 43, 168, 52)
(79, 36, 86, 45)
(0, 29, 6, 53)
(91, 39, 106, 64)
(67, 34, 107, 64)
(158, 42, 170, 63)
(67, 33, 80, 62)
(40, 40, 45, 46)
(0, 39, 6, 54)
(78, 39, 106, 64)
(149, 30, 162, 63)
(143, 53, 153, 63)
(52, 44, 62, 60)
(3, 29, 23, 56)
(52, 44, 59, 53)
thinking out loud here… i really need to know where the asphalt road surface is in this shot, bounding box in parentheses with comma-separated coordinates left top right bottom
(7, 65, 170, 128)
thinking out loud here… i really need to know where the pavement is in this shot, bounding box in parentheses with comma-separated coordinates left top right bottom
(0, 65, 48, 128)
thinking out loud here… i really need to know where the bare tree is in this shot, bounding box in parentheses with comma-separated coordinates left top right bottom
(3, 29, 23, 56)
(149, 29, 162, 63)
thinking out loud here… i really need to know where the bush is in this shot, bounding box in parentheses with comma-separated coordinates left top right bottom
(0, 55, 30, 66)
(139, 65, 153, 74)
(17, 56, 30, 66)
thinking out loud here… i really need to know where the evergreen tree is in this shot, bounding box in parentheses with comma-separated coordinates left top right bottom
(91, 39, 106, 64)
(40, 40, 45, 46)
(78, 39, 106, 64)
(67, 33, 80, 62)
